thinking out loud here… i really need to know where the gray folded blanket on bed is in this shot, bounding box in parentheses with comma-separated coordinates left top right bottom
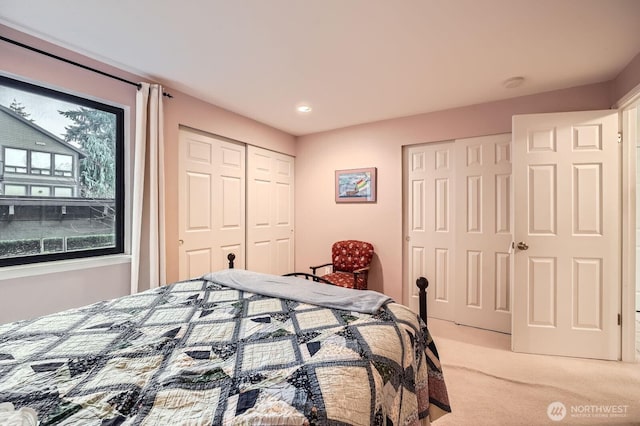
(203, 269, 392, 314)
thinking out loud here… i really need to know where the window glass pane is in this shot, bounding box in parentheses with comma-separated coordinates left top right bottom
(0, 75, 124, 265)
(5, 148, 26, 167)
(4, 184, 26, 196)
(30, 186, 51, 196)
(31, 151, 51, 169)
(54, 154, 72, 171)
(54, 187, 72, 197)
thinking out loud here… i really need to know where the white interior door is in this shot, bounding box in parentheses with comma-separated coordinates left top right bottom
(455, 134, 512, 333)
(512, 110, 620, 360)
(246, 145, 295, 275)
(405, 142, 456, 321)
(178, 129, 246, 280)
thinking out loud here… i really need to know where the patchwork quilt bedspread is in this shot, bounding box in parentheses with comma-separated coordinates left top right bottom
(0, 272, 450, 425)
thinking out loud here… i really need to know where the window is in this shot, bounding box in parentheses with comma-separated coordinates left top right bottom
(0, 75, 124, 266)
(30, 185, 51, 196)
(54, 186, 73, 197)
(2, 149, 75, 177)
(4, 148, 27, 173)
(4, 184, 26, 196)
(54, 154, 73, 176)
(30, 151, 51, 175)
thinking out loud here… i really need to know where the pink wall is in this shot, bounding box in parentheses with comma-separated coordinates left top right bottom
(294, 83, 612, 302)
(163, 90, 295, 283)
(611, 51, 640, 105)
(2, 23, 639, 320)
(0, 24, 294, 319)
(0, 24, 139, 322)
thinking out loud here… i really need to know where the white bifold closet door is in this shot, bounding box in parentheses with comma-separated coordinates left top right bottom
(178, 131, 294, 280)
(405, 133, 512, 333)
(454, 134, 512, 333)
(178, 129, 246, 280)
(246, 146, 295, 275)
(406, 142, 457, 322)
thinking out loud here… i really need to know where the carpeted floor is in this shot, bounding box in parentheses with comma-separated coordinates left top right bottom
(428, 318, 640, 425)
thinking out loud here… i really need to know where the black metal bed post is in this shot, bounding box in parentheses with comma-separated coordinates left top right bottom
(416, 277, 428, 324)
(227, 253, 235, 269)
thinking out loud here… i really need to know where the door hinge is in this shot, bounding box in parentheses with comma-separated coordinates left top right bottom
(617, 132, 622, 144)
(617, 313, 621, 326)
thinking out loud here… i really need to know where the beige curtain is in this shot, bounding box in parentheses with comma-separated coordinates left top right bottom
(131, 83, 166, 294)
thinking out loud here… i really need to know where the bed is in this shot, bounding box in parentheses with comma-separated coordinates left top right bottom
(0, 265, 450, 425)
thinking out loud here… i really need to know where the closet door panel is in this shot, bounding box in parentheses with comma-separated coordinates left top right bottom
(454, 134, 512, 333)
(178, 129, 246, 280)
(247, 146, 295, 275)
(405, 142, 456, 321)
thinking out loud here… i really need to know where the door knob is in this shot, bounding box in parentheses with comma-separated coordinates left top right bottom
(516, 241, 529, 250)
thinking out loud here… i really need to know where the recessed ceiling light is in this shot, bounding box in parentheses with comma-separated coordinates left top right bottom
(296, 104, 312, 113)
(503, 76, 525, 89)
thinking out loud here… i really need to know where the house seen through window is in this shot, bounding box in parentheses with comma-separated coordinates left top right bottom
(0, 75, 124, 266)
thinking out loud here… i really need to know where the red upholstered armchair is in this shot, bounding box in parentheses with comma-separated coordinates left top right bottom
(310, 240, 374, 289)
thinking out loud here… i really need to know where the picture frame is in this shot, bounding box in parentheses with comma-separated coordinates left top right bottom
(335, 167, 377, 203)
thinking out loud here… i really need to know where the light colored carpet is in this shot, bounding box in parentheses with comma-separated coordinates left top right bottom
(428, 318, 640, 425)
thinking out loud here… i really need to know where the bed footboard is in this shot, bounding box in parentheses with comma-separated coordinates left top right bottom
(225, 252, 429, 324)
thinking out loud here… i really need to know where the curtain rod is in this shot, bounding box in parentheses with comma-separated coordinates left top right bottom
(0, 35, 173, 98)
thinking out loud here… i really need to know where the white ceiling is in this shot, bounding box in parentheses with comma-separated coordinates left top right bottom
(1, 0, 640, 136)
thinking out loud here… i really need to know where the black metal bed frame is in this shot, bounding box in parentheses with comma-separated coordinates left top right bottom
(225, 253, 429, 324)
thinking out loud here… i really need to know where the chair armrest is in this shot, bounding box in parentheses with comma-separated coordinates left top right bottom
(310, 262, 333, 275)
(349, 267, 370, 290)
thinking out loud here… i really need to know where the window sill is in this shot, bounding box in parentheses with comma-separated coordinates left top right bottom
(0, 254, 131, 281)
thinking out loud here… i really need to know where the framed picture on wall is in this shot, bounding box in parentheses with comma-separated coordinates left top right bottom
(335, 167, 377, 203)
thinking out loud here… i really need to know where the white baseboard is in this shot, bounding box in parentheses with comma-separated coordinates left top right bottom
(636, 292, 640, 311)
